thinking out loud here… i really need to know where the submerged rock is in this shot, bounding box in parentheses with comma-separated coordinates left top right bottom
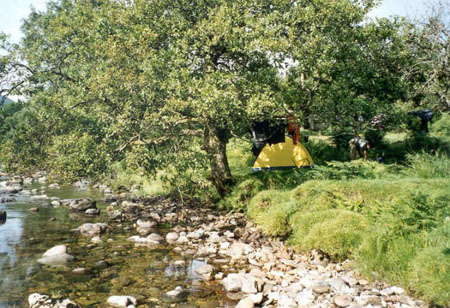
(107, 295, 137, 308)
(78, 223, 108, 236)
(0, 210, 6, 223)
(162, 286, 188, 303)
(28, 293, 81, 308)
(37, 254, 74, 267)
(69, 198, 96, 211)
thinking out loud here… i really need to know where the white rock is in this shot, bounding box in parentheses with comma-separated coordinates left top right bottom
(222, 273, 244, 292)
(107, 296, 137, 308)
(195, 264, 215, 275)
(235, 298, 254, 308)
(295, 289, 315, 306)
(166, 232, 179, 244)
(43, 245, 67, 257)
(249, 293, 264, 304)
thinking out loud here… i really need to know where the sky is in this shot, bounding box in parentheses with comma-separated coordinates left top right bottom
(0, 0, 437, 43)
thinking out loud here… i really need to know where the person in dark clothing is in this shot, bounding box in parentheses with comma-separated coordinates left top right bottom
(349, 136, 371, 160)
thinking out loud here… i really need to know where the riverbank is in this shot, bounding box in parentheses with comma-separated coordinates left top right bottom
(1, 172, 430, 308)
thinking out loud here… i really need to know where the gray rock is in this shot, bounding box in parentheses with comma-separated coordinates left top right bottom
(241, 275, 259, 294)
(107, 295, 137, 308)
(162, 286, 188, 303)
(312, 282, 331, 294)
(78, 223, 108, 236)
(0, 195, 16, 203)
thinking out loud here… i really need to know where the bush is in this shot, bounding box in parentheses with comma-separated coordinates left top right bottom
(289, 209, 367, 260)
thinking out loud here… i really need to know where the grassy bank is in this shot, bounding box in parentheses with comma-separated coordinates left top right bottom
(221, 116, 450, 306)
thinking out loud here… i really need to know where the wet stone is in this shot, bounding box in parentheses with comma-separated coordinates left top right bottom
(162, 286, 188, 303)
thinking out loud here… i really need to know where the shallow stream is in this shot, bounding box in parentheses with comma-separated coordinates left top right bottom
(0, 182, 233, 308)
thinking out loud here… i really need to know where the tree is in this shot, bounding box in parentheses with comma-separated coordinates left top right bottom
(401, 1, 450, 111)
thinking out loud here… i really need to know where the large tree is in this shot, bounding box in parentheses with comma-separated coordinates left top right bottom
(3, 0, 413, 196)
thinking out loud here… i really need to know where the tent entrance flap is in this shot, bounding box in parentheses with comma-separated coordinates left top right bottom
(252, 136, 314, 170)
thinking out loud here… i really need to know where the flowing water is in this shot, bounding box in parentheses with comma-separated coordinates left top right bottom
(0, 182, 233, 308)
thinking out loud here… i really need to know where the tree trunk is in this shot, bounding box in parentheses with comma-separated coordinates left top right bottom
(203, 122, 234, 198)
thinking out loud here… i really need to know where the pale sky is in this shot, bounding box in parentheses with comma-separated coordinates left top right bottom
(0, 0, 439, 43)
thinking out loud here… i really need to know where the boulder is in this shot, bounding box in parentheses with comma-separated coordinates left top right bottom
(107, 296, 137, 308)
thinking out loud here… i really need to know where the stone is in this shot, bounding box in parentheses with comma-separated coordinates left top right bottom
(334, 294, 353, 307)
(312, 282, 331, 294)
(235, 298, 254, 308)
(241, 275, 259, 294)
(136, 219, 157, 229)
(51, 200, 61, 207)
(107, 295, 137, 308)
(69, 198, 96, 211)
(48, 183, 60, 189)
(195, 264, 215, 276)
(278, 294, 298, 308)
(329, 277, 348, 291)
(166, 232, 179, 244)
(162, 286, 188, 303)
(222, 273, 244, 292)
(248, 293, 263, 304)
(72, 267, 86, 274)
(43, 245, 67, 257)
(380, 286, 404, 296)
(37, 253, 74, 266)
(295, 289, 315, 306)
(78, 223, 108, 236)
(28, 293, 81, 308)
(85, 208, 100, 215)
(229, 242, 248, 260)
(0, 210, 6, 222)
(29, 207, 39, 212)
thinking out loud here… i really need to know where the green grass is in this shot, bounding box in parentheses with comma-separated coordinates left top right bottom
(224, 130, 450, 306)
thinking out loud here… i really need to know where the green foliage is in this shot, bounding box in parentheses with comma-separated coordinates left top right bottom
(290, 209, 367, 260)
(219, 178, 264, 210)
(247, 190, 296, 237)
(48, 133, 110, 182)
(403, 152, 450, 179)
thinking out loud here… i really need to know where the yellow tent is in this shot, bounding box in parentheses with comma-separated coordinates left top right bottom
(252, 136, 314, 171)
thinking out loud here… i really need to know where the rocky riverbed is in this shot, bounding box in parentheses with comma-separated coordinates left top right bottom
(0, 171, 428, 308)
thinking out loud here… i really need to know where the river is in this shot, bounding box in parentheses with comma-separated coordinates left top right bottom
(0, 179, 231, 308)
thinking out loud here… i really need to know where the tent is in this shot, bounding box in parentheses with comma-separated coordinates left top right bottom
(252, 136, 314, 171)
